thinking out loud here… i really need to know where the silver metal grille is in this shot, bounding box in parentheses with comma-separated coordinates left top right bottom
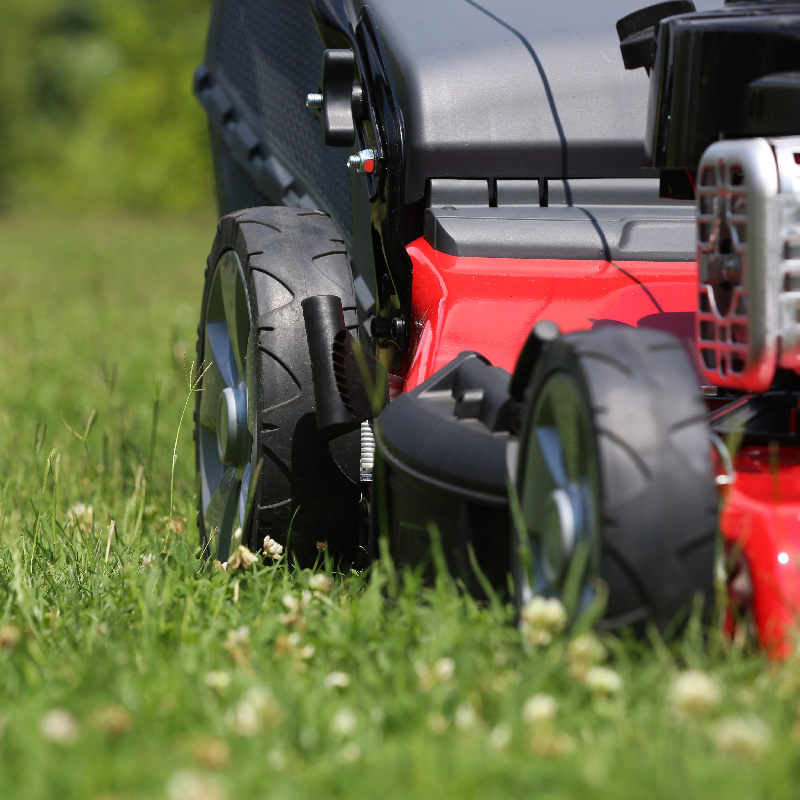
(695, 138, 787, 391)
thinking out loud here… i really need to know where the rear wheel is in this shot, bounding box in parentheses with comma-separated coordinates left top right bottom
(195, 207, 360, 565)
(512, 327, 717, 632)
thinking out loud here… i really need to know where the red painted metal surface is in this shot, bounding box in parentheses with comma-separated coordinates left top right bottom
(720, 446, 800, 657)
(404, 237, 699, 389)
(403, 238, 800, 654)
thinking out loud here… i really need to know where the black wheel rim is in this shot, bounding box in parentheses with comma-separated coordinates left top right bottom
(517, 370, 601, 609)
(198, 251, 257, 561)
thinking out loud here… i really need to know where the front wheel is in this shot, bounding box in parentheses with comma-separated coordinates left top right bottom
(194, 207, 360, 565)
(512, 327, 717, 632)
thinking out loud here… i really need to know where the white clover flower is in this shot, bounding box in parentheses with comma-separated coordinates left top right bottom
(282, 594, 300, 613)
(338, 742, 362, 764)
(280, 592, 312, 627)
(282, 631, 314, 659)
(710, 715, 772, 758)
(39, 709, 78, 745)
(69, 503, 94, 529)
(433, 657, 456, 682)
(166, 770, 227, 800)
(226, 545, 259, 571)
(204, 671, 232, 691)
(242, 686, 277, 716)
(584, 666, 623, 696)
(323, 671, 351, 689)
(330, 707, 358, 738)
(487, 723, 512, 752)
(222, 626, 250, 652)
(454, 702, 477, 730)
(520, 596, 568, 645)
(415, 656, 456, 691)
(308, 573, 333, 594)
(140, 553, 156, 568)
(669, 670, 721, 717)
(522, 693, 558, 725)
(226, 700, 260, 737)
(566, 634, 607, 680)
(263, 535, 284, 561)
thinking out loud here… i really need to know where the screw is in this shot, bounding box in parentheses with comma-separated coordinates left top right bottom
(306, 93, 323, 113)
(347, 149, 377, 174)
(390, 317, 406, 339)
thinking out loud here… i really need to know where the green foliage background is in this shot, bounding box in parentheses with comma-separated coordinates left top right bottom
(0, 0, 213, 212)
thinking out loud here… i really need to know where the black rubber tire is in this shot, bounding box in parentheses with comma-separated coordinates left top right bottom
(194, 206, 360, 565)
(513, 326, 717, 632)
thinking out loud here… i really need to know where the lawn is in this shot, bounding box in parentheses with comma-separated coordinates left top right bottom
(0, 210, 796, 800)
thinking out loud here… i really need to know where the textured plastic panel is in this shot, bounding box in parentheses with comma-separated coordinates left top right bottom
(353, 0, 720, 202)
(424, 204, 696, 261)
(209, 127, 270, 214)
(204, 0, 352, 233)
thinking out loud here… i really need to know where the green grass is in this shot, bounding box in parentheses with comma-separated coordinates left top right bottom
(0, 210, 797, 799)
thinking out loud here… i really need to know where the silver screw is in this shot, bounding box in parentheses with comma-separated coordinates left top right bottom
(305, 92, 324, 112)
(347, 149, 377, 174)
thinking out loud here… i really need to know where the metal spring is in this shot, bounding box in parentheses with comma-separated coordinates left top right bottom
(360, 421, 375, 481)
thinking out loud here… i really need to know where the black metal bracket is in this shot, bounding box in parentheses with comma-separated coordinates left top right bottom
(307, 0, 412, 352)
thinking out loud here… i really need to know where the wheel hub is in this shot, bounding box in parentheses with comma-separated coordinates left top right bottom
(217, 383, 249, 467)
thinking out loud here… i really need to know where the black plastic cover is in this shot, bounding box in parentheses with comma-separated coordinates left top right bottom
(352, 0, 718, 202)
(616, 1, 696, 71)
(646, 3, 800, 169)
(376, 353, 512, 502)
(746, 72, 800, 137)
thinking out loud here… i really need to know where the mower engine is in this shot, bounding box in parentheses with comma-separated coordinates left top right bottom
(696, 136, 800, 392)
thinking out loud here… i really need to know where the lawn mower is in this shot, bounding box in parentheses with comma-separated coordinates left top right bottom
(192, 0, 800, 652)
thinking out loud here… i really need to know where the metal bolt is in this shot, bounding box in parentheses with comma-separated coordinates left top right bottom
(390, 317, 406, 339)
(306, 92, 324, 112)
(347, 149, 377, 174)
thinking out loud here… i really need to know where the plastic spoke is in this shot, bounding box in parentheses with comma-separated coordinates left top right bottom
(199, 356, 226, 432)
(219, 253, 250, 383)
(204, 466, 240, 561)
(535, 426, 570, 490)
(206, 320, 237, 388)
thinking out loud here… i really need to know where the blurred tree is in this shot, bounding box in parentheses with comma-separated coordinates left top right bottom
(0, 0, 213, 212)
